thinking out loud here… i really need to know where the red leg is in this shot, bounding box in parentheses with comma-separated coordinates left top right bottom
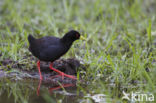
(37, 61, 43, 80)
(49, 62, 77, 80)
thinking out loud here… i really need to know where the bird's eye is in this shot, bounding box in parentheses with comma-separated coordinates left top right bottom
(76, 34, 79, 38)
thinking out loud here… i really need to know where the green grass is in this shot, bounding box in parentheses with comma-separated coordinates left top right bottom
(0, 0, 156, 102)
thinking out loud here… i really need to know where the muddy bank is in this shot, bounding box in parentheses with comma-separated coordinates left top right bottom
(0, 58, 86, 84)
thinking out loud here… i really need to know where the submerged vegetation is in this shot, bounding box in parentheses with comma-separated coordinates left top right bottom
(0, 0, 156, 102)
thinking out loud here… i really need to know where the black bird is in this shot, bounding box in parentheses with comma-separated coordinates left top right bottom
(28, 30, 81, 80)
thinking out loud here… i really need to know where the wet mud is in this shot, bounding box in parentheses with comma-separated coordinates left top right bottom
(0, 58, 85, 84)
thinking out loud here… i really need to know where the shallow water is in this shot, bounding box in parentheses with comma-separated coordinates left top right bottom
(0, 79, 83, 103)
(1, 77, 153, 103)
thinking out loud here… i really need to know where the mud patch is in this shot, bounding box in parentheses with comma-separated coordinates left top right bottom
(0, 58, 86, 84)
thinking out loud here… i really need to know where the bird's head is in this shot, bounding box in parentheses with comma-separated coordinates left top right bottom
(61, 30, 81, 43)
(64, 30, 80, 41)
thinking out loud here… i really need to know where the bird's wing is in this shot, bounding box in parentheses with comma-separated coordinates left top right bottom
(39, 45, 65, 61)
(38, 36, 60, 46)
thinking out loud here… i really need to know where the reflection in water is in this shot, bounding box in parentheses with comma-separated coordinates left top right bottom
(37, 79, 76, 96)
(37, 79, 42, 96)
(0, 79, 80, 103)
(49, 84, 75, 93)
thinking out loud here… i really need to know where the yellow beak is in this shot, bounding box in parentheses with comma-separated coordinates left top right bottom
(80, 35, 86, 40)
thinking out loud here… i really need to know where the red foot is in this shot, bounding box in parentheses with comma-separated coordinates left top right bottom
(50, 75, 63, 79)
(49, 63, 77, 80)
(37, 61, 43, 80)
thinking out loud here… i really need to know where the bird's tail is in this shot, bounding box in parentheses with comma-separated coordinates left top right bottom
(28, 34, 36, 44)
